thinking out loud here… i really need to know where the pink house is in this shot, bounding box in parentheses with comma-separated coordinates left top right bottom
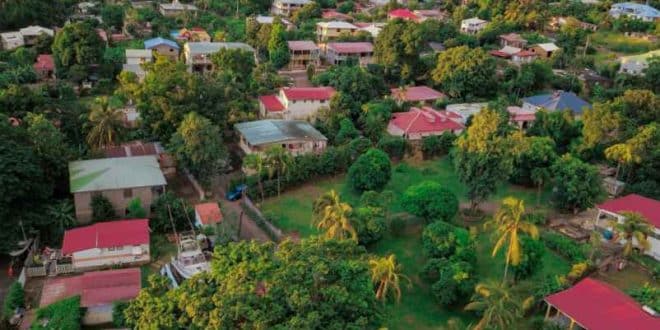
(390, 85, 446, 104)
(387, 107, 464, 140)
(325, 42, 373, 66)
(34, 54, 55, 80)
(259, 87, 336, 121)
(388, 8, 419, 21)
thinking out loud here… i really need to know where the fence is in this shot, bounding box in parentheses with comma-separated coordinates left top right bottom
(241, 196, 284, 242)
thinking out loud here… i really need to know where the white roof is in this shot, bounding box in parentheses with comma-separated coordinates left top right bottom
(317, 21, 358, 29)
(500, 46, 522, 55)
(536, 43, 559, 51)
(0, 31, 24, 41)
(274, 0, 310, 4)
(19, 26, 54, 37)
(255, 15, 292, 25)
(160, 0, 198, 11)
(462, 17, 487, 24)
(125, 49, 153, 58)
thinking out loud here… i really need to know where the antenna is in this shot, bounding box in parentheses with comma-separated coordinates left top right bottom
(167, 204, 180, 254)
(180, 199, 196, 236)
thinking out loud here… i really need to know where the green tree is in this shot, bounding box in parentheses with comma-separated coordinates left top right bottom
(112, 301, 129, 328)
(335, 117, 360, 144)
(32, 296, 81, 330)
(464, 282, 532, 330)
(52, 21, 105, 79)
(25, 113, 72, 186)
(348, 148, 392, 192)
(423, 258, 476, 307)
(352, 206, 386, 246)
(91, 194, 116, 222)
(291, 2, 321, 24)
(582, 102, 624, 150)
(312, 190, 356, 241)
(551, 155, 603, 213)
(126, 198, 147, 218)
(527, 109, 580, 154)
(610, 212, 654, 257)
(3, 282, 24, 319)
(124, 275, 177, 329)
(359, 100, 394, 142)
(369, 254, 410, 302)
(85, 97, 125, 150)
(244, 153, 266, 202)
(265, 145, 292, 197)
(374, 19, 424, 82)
(151, 192, 195, 234)
(422, 221, 474, 262)
(101, 4, 125, 29)
(268, 22, 289, 69)
(511, 235, 546, 281)
(511, 136, 557, 186)
(211, 48, 256, 78)
(432, 46, 496, 99)
(401, 181, 458, 223)
(47, 200, 76, 239)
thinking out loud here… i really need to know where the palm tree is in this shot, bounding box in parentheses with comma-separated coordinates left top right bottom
(244, 153, 266, 202)
(368, 254, 410, 302)
(464, 281, 533, 330)
(264, 146, 292, 198)
(47, 200, 76, 235)
(86, 96, 124, 150)
(485, 197, 539, 283)
(312, 190, 356, 241)
(604, 143, 636, 180)
(610, 212, 653, 257)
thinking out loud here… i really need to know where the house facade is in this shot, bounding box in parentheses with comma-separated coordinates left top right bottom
(145, 37, 180, 60)
(61, 219, 150, 271)
(530, 43, 559, 58)
(184, 42, 255, 73)
(19, 26, 54, 46)
(287, 41, 320, 70)
(460, 18, 488, 34)
(0, 32, 24, 50)
(123, 49, 153, 81)
(69, 156, 167, 222)
(235, 120, 328, 156)
(271, 0, 311, 16)
(619, 49, 660, 75)
(259, 87, 336, 120)
(316, 21, 359, 42)
(499, 33, 528, 48)
(160, 0, 198, 17)
(387, 107, 464, 140)
(609, 2, 660, 22)
(325, 42, 374, 66)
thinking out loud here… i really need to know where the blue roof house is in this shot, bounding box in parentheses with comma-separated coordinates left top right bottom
(522, 91, 592, 117)
(609, 2, 660, 22)
(144, 37, 180, 60)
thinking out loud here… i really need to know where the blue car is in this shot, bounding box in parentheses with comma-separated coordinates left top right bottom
(226, 184, 247, 201)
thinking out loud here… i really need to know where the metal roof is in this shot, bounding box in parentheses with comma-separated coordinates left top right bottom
(69, 155, 166, 193)
(522, 91, 592, 114)
(186, 42, 255, 55)
(125, 49, 152, 58)
(235, 120, 327, 146)
(144, 37, 179, 50)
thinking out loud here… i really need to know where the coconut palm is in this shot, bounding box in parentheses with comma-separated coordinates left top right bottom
(368, 254, 410, 302)
(244, 153, 266, 202)
(464, 281, 533, 330)
(604, 143, 637, 180)
(312, 190, 356, 241)
(86, 96, 124, 150)
(485, 197, 539, 283)
(264, 145, 292, 198)
(610, 212, 653, 257)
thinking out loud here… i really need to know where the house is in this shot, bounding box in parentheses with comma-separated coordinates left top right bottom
(354, 22, 386, 38)
(69, 156, 167, 222)
(39, 268, 141, 325)
(160, 0, 198, 17)
(76, 2, 97, 15)
(316, 21, 359, 42)
(288, 41, 320, 70)
(460, 17, 488, 34)
(34, 54, 55, 80)
(184, 42, 255, 74)
(609, 2, 660, 22)
(619, 49, 660, 75)
(259, 87, 336, 120)
(549, 16, 598, 32)
(387, 107, 464, 140)
(530, 42, 560, 58)
(544, 278, 659, 329)
(322, 9, 353, 21)
(413, 10, 448, 22)
(61, 219, 150, 271)
(0, 32, 24, 50)
(390, 85, 446, 105)
(507, 106, 536, 130)
(444, 102, 488, 124)
(130, 1, 154, 9)
(103, 141, 176, 177)
(522, 90, 592, 117)
(255, 15, 295, 30)
(170, 27, 211, 42)
(235, 119, 328, 156)
(19, 26, 54, 45)
(195, 202, 223, 227)
(325, 42, 373, 66)
(596, 194, 660, 260)
(511, 50, 538, 64)
(388, 8, 419, 21)
(145, 37, 180, 60)
(499, 33, 527, 48)
(271, 0, 311, 16)
(123, 19, 153, 38)
(123, 49, 153, 81)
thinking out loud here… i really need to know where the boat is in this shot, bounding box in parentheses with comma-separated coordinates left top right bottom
(169, 232, 210, 280)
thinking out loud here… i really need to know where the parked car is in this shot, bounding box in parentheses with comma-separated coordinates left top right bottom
(226, 184, 247, 201)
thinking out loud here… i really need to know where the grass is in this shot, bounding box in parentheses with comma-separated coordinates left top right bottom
(261, 157, 566, 329)
(590, 31, 657, 54)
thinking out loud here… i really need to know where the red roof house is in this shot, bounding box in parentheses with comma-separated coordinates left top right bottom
(390, 86, 446, 103)
(322, 9, 353, 21)
(259, 95, 285, 113)
(325, 42, 374, 66)
(598, 194, 660, 228)
(282, 87, 336, 101)
(259, 87, 336, 120)
(33, 54, 55, 80)
(388, 8, 419, 21)
(195, 202, 223, 226)
(387, 107, 464, 140)
(544, 278, 659, 329)
(507, 106, 536, 129)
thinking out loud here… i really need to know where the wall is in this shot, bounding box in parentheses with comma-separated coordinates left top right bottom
(72, 243, 150, 271)
(152, 44, 179, 60)
(74, 186, 162, 223)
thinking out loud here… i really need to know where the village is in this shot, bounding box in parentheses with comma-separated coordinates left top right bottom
(0, 0, 658, 329)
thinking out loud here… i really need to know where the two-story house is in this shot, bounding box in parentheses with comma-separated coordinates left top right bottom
(258, 87, 336, 120)
(499, 33, 528, 48)
(316, 21, 359, 43)
(183, 42, 255, 73)
(123, 49, 153, 81)
(325, 42, 374, 66)
(145, 37, 180, 60)
(460, 17, 488, 34)
(235, 119, 328, 156)
(69, 156, 167, 222)
(271, 0, 311, 16)
(288, 41, 320, 70)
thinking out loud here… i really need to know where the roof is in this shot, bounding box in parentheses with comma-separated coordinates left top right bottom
(235, 120, 327, 146)
(281, 87, 335, 101)
(316, 21, 358, 29)
(522, 90, 592, 114)
(103, 141, 166, 158)
(326, 42, 373, 54)
(598, 194, 660, 228)
(186, 42, 255, 55)
(287, 40, 319, 51)
(19, 25, 54, 37)
(513, 50, 538, 58)
(545, 278, 660, 329)
(125, 49, 152, 58)
(507, 106, 536, 122)
(500, 33, 526, 42)
(61, 219, 150, 255)
(620, 49, 660, 64)
(462, 17, 487, 24)
(536, 43, 560, 52)
(40, 268, 141, 308)
(160, 0, 198, 11)
(391, 86, 446, 102)
(259, 95, 285, 112)
(144, 37, 179, 50)
(322, 9, 353, 20)
(255, 15, 293, 25)
(69, 155, 166, 193)
(611, 2, 660, 18)
(0, 31, 23, 42)
(390, 107, 464, 135)
(389, 8, 419, 20)
(274, 0, 310, 4)
(34, 54, 54, 71)
(195, 202, 223, 225)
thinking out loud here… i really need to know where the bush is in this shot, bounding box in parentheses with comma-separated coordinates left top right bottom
(421, 132, 455, 159)
(628, 284, 660, 311)
(401, 181, 458, 222)
(541, 232, 588, 263)
(422, 221, 474, 262)
(352, 206, 386, 246)
(112, 301, 129, 327)
(2, 282, 24, 319)
(512, 236, 546, 280)
(524, 211, 547, 226)
(151, 192, 194, 234)
(126, 197, 147, 218)
(91, 194, 116, 221)
(347, 148, 391, 192)
(423, 258, 476, 307)
(376, 135, 408, 160)
(32, 296, 81, 330)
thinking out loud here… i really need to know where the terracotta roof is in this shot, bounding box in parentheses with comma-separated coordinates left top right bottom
(391, 86, 446, 102)
(62, 219, 150, 255)
(514, 50, 537, 57)
(326, 42, 373, 54)
(281, 87, 335, 101)
(388, 8, 418, 20)
(507, 106, 536, 122)
(259, 95, 285, 112)
(287, 40, 318, 51)
(195, 202, 223, 225)
(545, 278, 660, 329)
(499, 33, 525, 42)
(490, 50, 512, 58)
(598, 194, 660, 228)
(390, 107, 463, 135)
(34, 54, 54, 71)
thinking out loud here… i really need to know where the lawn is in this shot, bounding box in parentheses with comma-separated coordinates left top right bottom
(591, 31, 657, 54)
(261, 157, 568, 329)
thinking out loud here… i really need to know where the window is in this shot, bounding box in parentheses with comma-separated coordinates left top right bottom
(123, 189, 133, 198)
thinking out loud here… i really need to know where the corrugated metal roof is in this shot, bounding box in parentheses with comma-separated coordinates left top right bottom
(144, 37, 179, 50)
(69, 155, 166, 193)
(235, 120, 327, 146)
(186, 42, 255, 55)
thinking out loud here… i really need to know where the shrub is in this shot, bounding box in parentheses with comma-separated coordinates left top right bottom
(421, 132, 455, 159)
(352, 206, 386, 246)
(628, 283, 660, 311)
(523, 211, 547, 226)
(423, 258, 476, 307)
(376, 135, 408, 160)
(533, 275, 568, 300)
(347, 148, 391, 192)
(422, 221, 473, 262)
(2, 282, 24, 319)
(512, 236, 546, 280)
(91, 194, 116, 221)
(401, 181, 458, 222)
(32, 296, 81, 330)
(151, 192, 194, 234)
(126, 197, 147, 218)
(541, 231, 588, 263)
(112, 301, 129, 327)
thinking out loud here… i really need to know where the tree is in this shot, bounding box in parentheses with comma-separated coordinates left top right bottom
(169, 112, 227, 183)
(422, 221, 474, 262)
(126, 198, 147, 218)
(359, 100, 394, 142)
(264, 145, 292, 197)
(347, 148, 392, 192)
(527, 109, 580, 154)
(91, 194, 116, 221)
(51, 21, 105, 79)
(605, 124, 657, 180)
(47, 200, 76, 239)
(3, 282, 24, 319)
(352, 206, 386, 246)
(551, 155, 603, 213)
(312, 190, 356, 241)
(401, 181, 458, 223)
(431, 46, 497, 99)
(374, 19, 424, 82)
(211, 48, 256, 78)
(101, 5, 125, 29)
(86, 97, 125, 150)
(511, 136, 557, 186)
(244, 153, 266, 202)
(124, 275, 177, 329)
(112, 301, 129, 328)
(421, 132, 455, 159)
(291, 2, 321, 24)
(464, 282, 532, 330)
(369, 254, 410, 302)
(486, 197, 539, 283)
(268, 22, 289, 69)
(581, 102, 624, 151)
(511, 235, 545, 281)
(335, 118, 359, 144)
(151, 192, 195, 234)
(605, 143, 635, 180)
(643, 57, 660, 92)
(25, 113, 72, 187)
(616, 89, 659, 125)
(423, 258, 476, 307)
(610, 212, 653, 257)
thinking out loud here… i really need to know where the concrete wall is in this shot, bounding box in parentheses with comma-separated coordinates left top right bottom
(152, 44, 179, 60)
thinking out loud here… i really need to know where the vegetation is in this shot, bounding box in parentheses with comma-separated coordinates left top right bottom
(347, 148, 392, 193)
(32, 296, 82, 330)
(2, 282, 24, 319)
(91, 194, 116, 222)
(312, 190, 356, 241)
(401, 182, 458, 223)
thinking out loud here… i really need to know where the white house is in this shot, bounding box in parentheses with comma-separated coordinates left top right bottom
(123, 49, 153, 81)
(460, 17, 488, 34)
(19, 25, 54, 45)
(609, 2, 660, 22)
(159, 0, 198, 17)
(61, 219, 151, 271)
(0, 32, 24, 50)
(619, 50, 660, 75)
(258, 87, 336, 120)
(271, 0, 311, 16)
(596, 194, 660, 261)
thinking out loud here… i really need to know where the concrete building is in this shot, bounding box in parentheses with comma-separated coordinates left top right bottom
(123, 49, 153, 81)
(19, 26, 54, 46)
(160, 0, 198, 17)
(619, 49, 660, 75)
(460, 17, 488, 34)
(183, 42, 255, 74)
(69, 156, 167, 222)
(325, 42, 374, 66)
(258, 87, 336, 120)
(235, 120, 328, 156)
(144, 37, 180, 60)
(316, 21, 359, 42)
(530, 42, 560, 58)
(287, 41, 320, 70)
(271, 0, 311, 16)
(0, 32, 24, 50)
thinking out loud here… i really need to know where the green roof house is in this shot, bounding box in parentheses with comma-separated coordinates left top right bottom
(69, 156, 167, 222)
(235, 119, 327, 156)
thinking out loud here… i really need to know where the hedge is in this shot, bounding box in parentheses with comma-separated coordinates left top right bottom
(541, 231, 588, 263)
